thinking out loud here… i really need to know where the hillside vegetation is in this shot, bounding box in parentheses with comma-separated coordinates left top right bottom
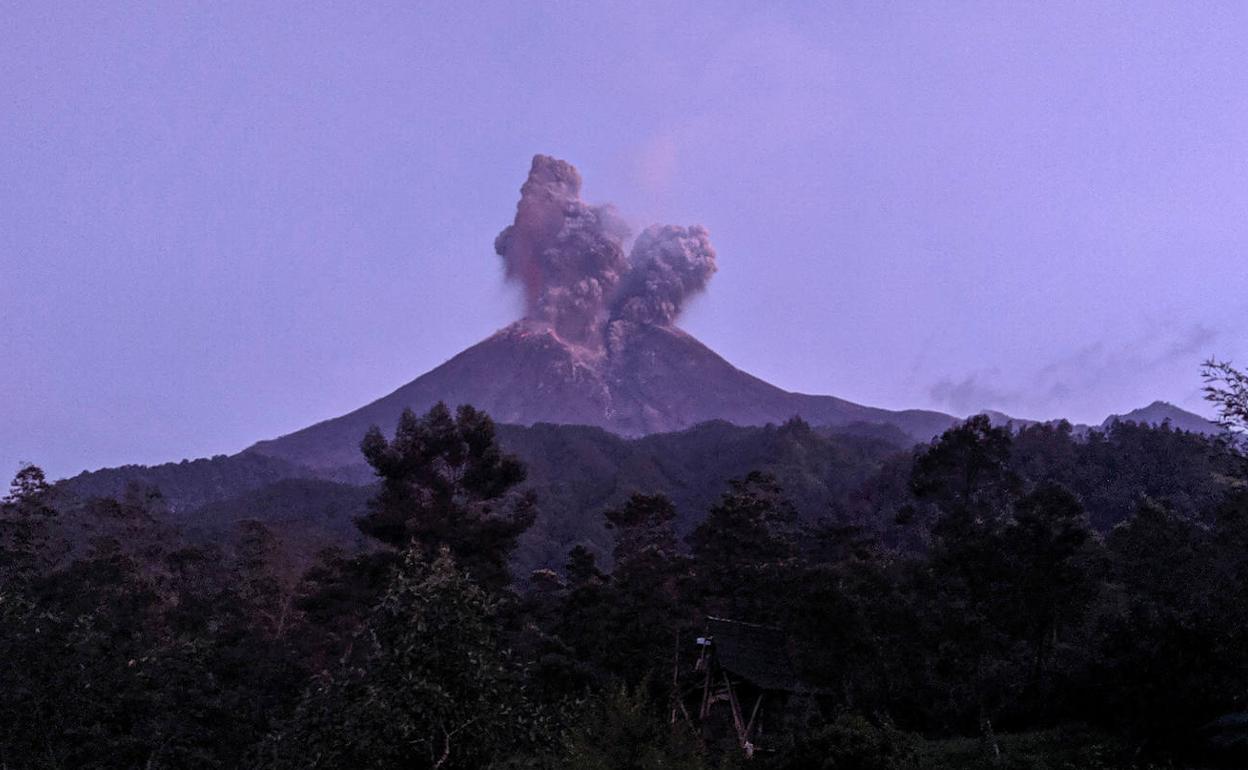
(6, 402, 1247, 767)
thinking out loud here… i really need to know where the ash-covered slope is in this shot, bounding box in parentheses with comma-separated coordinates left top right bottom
(246, 319, 955, 470)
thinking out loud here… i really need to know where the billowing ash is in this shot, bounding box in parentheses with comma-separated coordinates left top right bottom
(493, 156, 631, 344)
(494, 154, 716, 346)
(612, 224, 716, 326)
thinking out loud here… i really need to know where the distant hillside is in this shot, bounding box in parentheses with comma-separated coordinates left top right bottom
(983, 402, 1220, 437)
(58, 452, 332, 513)
(1102, 400, 1220, 435)
(60, 419, 909, 574)
(58, 405, 1238, 580)
(499, 418, 908, 570)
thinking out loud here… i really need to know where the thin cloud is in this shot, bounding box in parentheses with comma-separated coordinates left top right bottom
(929, 323, 1221, 421)
(928, 371, 1018, 416)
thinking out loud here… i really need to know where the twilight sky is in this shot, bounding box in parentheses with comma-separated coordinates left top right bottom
(3, 2, 1247, 479)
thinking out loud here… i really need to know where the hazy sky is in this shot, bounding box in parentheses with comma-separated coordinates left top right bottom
(4, 2, 1247, 479)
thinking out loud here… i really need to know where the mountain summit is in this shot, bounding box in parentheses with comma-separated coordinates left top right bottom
(246, 155, 955, 469)
(1102, 401, 1220, 435)
(247, 318, 956, 469)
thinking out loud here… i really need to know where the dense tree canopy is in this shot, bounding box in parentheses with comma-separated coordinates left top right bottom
(4, 401, 1248, 768)
(264, 549, 543, 769)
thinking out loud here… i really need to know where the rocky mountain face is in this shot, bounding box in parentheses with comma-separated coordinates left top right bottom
(245, 319, 957, 471)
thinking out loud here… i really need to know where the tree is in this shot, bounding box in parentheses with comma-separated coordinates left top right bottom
(232, 519, 298, 639)
(1095, 500, 1227, 751)
(600, 493, 689, 683)
(0, 463, 59, 585)
(5, 463, 52, 507)
(607, 493, 683, 572)
(998, 482, 1101, 696)
(911, 415, 1020, 540)
(686, 471, 797, 621)
(909, 418, 1021, 740)
(358, 402, 535, 590)
(291, 546, 397, 666)
(541, 545, 611, 694)
(1203, 358, 1248, 435)
(263, 548, 543, 769)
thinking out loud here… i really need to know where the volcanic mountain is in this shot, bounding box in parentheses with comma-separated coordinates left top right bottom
(246, 319, 957, 470)
(245, 154, 956, 470)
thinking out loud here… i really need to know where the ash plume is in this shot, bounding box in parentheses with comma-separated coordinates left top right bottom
(494, 154, 717, 344)
(494, 155, 631, 344)
(613, 224, 717, 326)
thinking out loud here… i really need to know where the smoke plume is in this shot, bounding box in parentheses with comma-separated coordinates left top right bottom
(495, 155, 716, 345)
(612, 224, 717, 326)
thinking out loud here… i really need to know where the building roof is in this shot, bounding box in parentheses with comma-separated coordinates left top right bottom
(706, 616, 802, 692)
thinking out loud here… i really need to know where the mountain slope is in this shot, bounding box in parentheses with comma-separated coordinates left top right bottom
(1102, 400, 1220, 435)
(65, 419, 909, 574)
(245, 320, 956, 470)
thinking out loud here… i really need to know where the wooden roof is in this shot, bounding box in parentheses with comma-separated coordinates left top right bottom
(705, 617, 802, 692)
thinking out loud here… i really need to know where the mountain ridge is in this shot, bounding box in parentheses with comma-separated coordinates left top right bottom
(244, 319, 959, 470)
(1102, 400, 1219, 435)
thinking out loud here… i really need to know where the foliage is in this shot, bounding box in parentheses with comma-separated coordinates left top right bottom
(358, 402, 535, 590)
(598, 493, 690, 683)
(1204, 358, 1248, 434)
(263, 548, 543, 769)
(6, 400, 1248, 768)
(687, 471, 797, 621)
(0, 463, 60, 584)
(543, 686, 709, 770)
(770, 713, 922, 770)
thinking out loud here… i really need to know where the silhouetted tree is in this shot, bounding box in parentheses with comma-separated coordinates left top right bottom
(1204, 358, 1248, 435)
(911, 415, 1020, 539)
(1094, 500, 1225, 752)
(687, 471, 797, 621)
(910, 417, 1021, 741)
(358, 403, 535, 590)
(998, 482, 1101, 699)
(601, 493, 689, 683)
(232, 519, 299, 639)
(0, 464, 58, 584)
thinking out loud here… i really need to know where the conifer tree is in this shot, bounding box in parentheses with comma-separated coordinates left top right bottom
(358, 402, 535, 590)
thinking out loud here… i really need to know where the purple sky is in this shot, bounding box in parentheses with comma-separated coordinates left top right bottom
(4, 3, 1247, 479)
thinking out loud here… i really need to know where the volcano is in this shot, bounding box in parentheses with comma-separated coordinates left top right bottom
(246, 319, 956, 470)
(246, 154, 957, 470)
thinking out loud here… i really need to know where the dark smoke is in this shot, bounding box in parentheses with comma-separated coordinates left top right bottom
(494, 155, 717, 345)
(613, 224, 717, 326)
(494, 155, 631, 344)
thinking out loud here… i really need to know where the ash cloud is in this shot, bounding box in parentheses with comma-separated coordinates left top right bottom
(495, 154, 716, 344)
(612, 224, 717, 326)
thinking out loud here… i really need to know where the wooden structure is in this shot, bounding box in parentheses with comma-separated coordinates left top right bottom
(685, 616, 805, 758)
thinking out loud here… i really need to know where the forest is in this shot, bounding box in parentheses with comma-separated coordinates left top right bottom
(3, 363, 1248, 769)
